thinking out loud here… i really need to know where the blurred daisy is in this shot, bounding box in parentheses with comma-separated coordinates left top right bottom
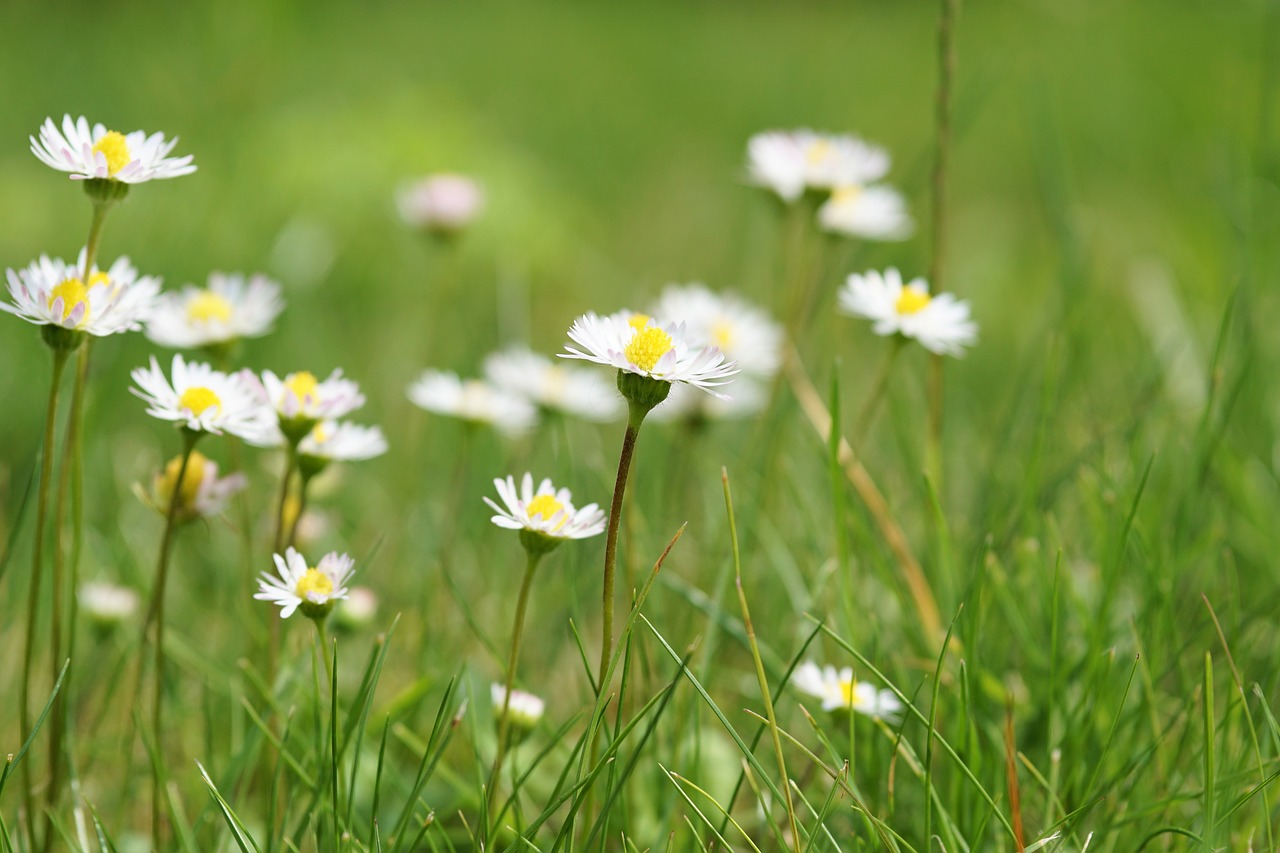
(296, 420, 388, 477)
(3, 251, 160, 338)
(136, 450, 247, 523)
(333, 587, 379, 631)
(31, 115, 196, 184)
(650, 284, 783, 378)
(78, 581, 140, 629)
(145, 272, 284, 350)
(561, 312, 739, 398)
(396, 173, 485, 234)
(838, 268, 977, 357)
(818, 185, 913, 241)
(407, 370, 537, 436)
(251, 368, 365, 445)
(485, 473, 606, 546)
(484, 346, 623, 422)
(649, 377, 768, 424)
(747, 130, 890, 202)
(792, 662, 904, 722)
(256, 547, 355, 621)
(491, 683, 545, 731)
(130, 354, 275, 442)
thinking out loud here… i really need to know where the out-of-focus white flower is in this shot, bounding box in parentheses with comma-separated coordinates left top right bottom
(491, 683, 545, 731)
(561, 312, 738, 399)
(818, 185, 913, 241)
(78, 581, 140, 629)
(296, 420, 388, 478)
(407, 370, 537, 436)
(649, 378, 768, 424)
(396, 173, 485, 234)
(256, 547, 355, 621)
(130, 354, 276, 442)
(483, 346, 622, 422)
(333, 587, 379, 631)
(650, 284, 783, 378)
(31, 115, 196, 184)
(791, 661, 904, 722)
(136, 450, 246, 523)
(747, 130, 890, 202)
(484, 473, 605, 546)
(250, 369, 366, 447)
(145, 272, 284, 350)
(3, 251, 159, 338)
(837, 268, 977, 357)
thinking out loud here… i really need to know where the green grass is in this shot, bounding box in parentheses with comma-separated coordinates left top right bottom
(1, 0, 1279, 849)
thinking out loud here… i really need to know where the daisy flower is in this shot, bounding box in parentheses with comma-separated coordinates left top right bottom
(560, 312, 739, 400)
(250, 369, 365, 444)
(255, 547, 355, 620)
(483, 346, 623, 422)
(136, 450, 247, 523)
(333, 587, 379, 632)
(130, 354, 275, 442)
(837, 268, 977, 357)
(296, 421, 388, 477)
(78, 581, 140, 629)
(145, 271, 284, 350)
(747, 130, 890, 202)
(650, 284, 783, 378)
(396, 173, 485, 234)
(792, 662, 904, 722)
(485, 473, 606, 547)
(407, 370, 537, 436)
(491, 683, 545, 731)
(3, 251, 160, 339)
(31, 115, 196, 184)
(818, 185, 913, 241)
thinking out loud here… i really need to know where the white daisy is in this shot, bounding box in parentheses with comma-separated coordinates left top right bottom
(396, 173, 485, 233)
(297, 421, 388, 469)
(130, 354, 276, 442)
(792, 662, 904, 722)
(255, 547, 355, 620)
(144, 271, 284, 350)
(817, 185, 913, 241)
(78, 581, 140, 628)
(333, 587, 379, 631)
(838, 268, 977, 357)
(3, 251, 160, 337)
(560, 312, 739, 398)
(650, 284, 783, 378)
(407, 370, 538, 436)
(483, 346, 623, 422)
(648, 377, 768, 423)
(747, 130, 890, 202)
(31, 115, 196, 184)
(138, 450, 247, 523)
(490, 683, 545, 730)
(249, 369, 366, 446)
(484, 472, 606, 542)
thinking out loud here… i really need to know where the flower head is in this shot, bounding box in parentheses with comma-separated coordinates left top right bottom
(3, 251, 160, 342)
(792, 662, 903, 722)
(396, 173, 485, 234)
(650, 285, 783, 378)
(560, 312, 739, 401)
(491, 683, 545, 732)
(484, 346, 623, 422)
(145, 271, 283, 350)
(837, 268, 977, 357)
(130, 354, 276, 442)
(136, 450, 246, 523)
(79, 581, 140, 630)
(485, 473, 605, 555)
(31, 115, 195, 184)
(333, 587, 379, 632)
(296, 420, 388, 478)
(817, 185, 913, 241)
(747, 130, 890, 202)
(251, 369, 365, 445)
(256, 547, 355, 620)
(407, 370, 537, 436)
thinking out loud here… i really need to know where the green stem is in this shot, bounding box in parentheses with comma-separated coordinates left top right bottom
(19, 346, 70, 853)
(485, 550, 543, 832)
(598, 411, 645, 690)
(149, 430, 200, 852)
(852, 337, 905, 447)
(287, 473, 313, 550)
(268, 451, 297, 681)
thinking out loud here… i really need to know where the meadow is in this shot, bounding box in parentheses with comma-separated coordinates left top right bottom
(0, 0, 1277, 850)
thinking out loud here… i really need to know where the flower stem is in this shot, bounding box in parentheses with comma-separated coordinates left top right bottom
(268, 451, 297, 680)
(485, 550, 543, 830)
(287, 472, 313, 550)
(149, 430, 200, 852)
(19, 346, 70, 853)
(852, 337, 905, 447)
(598, 408, 646, 690)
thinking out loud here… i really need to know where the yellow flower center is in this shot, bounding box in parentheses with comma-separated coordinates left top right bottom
(839, 678, 856, 708)
(295, 568, 334, 601)
(526, 494, 568, 530)
(186, 291, 234, 325)
(627, 313, 651, 332)
(309, 423, 329, 445)
(711, 320, 735, 351)
(895, 288, 932, 316)
(178, 386, 221, 417)
(624, 326, 674, 372)
(806, 139, 832, 165)
(155, 450, 207, 510)
(831, 184, 864, 206)
(285, 371, 319, 400)
(92, 131, 131, 176)
(48, 278, 90, 324)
